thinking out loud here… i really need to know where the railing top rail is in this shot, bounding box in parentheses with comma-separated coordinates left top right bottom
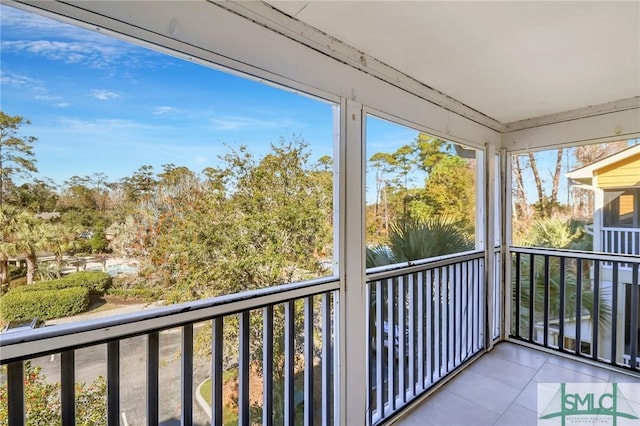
(602, 226, 640, 232)
(0, 276, 339, 363)
(365, 249, 484, 282)
(510, 246, 640, 263)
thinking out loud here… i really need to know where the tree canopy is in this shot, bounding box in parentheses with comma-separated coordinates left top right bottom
(0, 111, 38, 209)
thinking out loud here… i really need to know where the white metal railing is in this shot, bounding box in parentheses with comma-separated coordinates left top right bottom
(602, 227, 640, 257)
(0, 277, 340, 426)
(366, 250, 486, 425)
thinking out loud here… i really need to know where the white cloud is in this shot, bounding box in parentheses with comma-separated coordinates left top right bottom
(0, 70, 69, 107)
(90, 90, 121, 101)
(0, 70, 41, 88)
(1, 5, 166, 72)
(55, 102, 70, 108)
(209, 116, 294, 131)
(153, 106, 180, 115)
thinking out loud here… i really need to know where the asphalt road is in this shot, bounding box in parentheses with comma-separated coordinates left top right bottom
(31, 327, 212, 425)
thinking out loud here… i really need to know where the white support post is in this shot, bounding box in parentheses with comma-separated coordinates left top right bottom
(502, 149, 512, 339)
(339, 99, 367, 426)
(593, 176, 603, 253)
(485, 144, 496, 350)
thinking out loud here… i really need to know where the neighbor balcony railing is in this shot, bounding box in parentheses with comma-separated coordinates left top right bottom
(0, 277, 340, 426)
(602, 227, 640, 257)
(366, 250, 486, 425)
(511, 247, 640, 372)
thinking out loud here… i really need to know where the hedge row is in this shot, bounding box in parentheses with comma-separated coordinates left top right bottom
(12, 271, 112, 295)
(0, 286, 90, 321)
(105, 288, 157, 301)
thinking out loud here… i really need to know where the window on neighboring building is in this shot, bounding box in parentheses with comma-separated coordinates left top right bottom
(604, 189, 639, 228)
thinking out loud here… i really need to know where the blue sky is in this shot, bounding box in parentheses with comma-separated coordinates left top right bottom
(0, 4, 345, 186)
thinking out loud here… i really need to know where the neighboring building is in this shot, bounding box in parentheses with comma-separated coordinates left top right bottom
(567, 144, 640, 257)
(566, 144, 640, 367)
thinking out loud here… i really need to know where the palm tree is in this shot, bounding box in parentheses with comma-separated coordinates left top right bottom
(50, 223, 81, 267)
(366, 216, 473, 268)
(515, 217, 611, 351)
(12, 211, 56, 284)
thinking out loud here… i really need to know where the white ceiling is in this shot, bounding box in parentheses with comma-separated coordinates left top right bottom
(267, 1, 640, 124)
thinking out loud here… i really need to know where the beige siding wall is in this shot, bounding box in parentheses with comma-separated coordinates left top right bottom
(596, 154, 640, 188)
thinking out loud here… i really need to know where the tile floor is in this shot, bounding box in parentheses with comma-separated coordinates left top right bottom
(393, 342, 640, 426)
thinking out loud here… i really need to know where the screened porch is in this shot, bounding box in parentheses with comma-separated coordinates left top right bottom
(1, 1, 639, 425)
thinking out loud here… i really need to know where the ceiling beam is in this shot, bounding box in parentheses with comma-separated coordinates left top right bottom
(216, 0, 505, 133)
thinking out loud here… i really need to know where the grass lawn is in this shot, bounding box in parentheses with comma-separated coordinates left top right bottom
(199, 369, 239, 426)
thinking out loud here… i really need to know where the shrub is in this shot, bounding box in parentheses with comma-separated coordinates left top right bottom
(0, 362, 107, 425)
(11, 280, 84, 294)
(60, 271, 112, 293)
(0, 286, 89, 321)
(11, 271, 112, 295)
(105, 288, 158, 302)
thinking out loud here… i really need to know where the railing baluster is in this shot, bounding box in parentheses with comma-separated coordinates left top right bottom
(592, 261, 600, 361)
(398, 275, 405, 404)
(576, 259, 582, 355)
(61, 350, 75, 425)
(426, 270, 433, 386)
(433, 267, 441, 378)
(453, 263, 463, 366)
(147, 331, 159, 426)
(182, 324, 193, 426)
(515, 252, 521, 339)
(464, 262, 475, 356)
(321, 293, 332, 426)
(453, 263, 459, 365)
(7, 361, 24, 426)
(445, 265, 456, 372)
(471, 260, 477, 352)
(387, 278, 395, 410)
(239, 311, 250, 426)
(462, 260, 469, 358)
(107, 341, 120, 426)
(543, 255, 550, 347)
(528, 254, 535, 343)
(263, 306, 274, 426)
(375, 280, 383, 418)
(408, 273, 415, 397)
(478, 259, 485, 349)
(417, 272, 424, 392)
(559, 258, 566, 352)
(631, 264, 639, 370)
(443, 265, 450, 371)
(304, 296, 314, 426)
(611, 262, 619, 366)
(212, 317, 223, 426)
(284, 301, 296, 424)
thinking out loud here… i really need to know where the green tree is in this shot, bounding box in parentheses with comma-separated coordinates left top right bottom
(414, 155, 475, 231)
(137, 137, 332, 301)
(120, 165, 157, 202)
(158, 163, 195, 187)
(4, 178, 58, 213)
(0, 111, 38, 209)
